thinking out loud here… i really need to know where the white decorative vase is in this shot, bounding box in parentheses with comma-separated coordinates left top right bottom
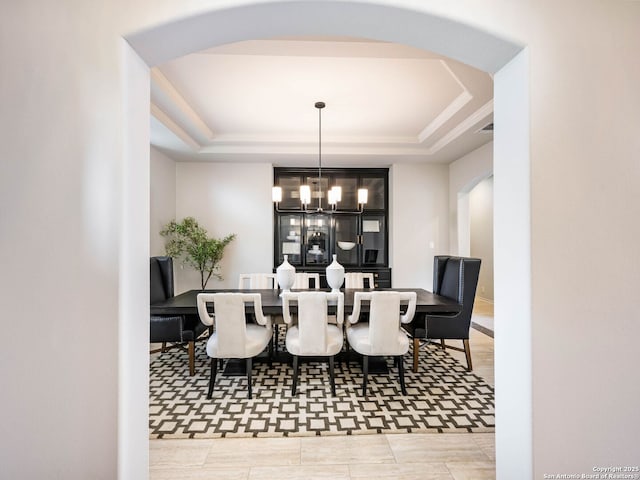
(276, 255, 296, 293)
(326, 254, 345, 293)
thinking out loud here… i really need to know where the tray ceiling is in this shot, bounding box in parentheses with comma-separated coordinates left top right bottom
(150, 37, 493, 166)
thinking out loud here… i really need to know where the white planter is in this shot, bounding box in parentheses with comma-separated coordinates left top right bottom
(326, 254, 345, 293)
(276, 255, 296, 293)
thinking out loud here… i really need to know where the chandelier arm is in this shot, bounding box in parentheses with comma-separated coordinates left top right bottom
(273, 203, 363, 215)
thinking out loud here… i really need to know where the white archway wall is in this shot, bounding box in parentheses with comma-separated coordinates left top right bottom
(457, 193, 471, 256)
(493, 49, 532, 479)
(120, 41, 151, 480)
(449, 141, 493, 255)
(469, 175, 494, 300)
(2, 2, 640, 480)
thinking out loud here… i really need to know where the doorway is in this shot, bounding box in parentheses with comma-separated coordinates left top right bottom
(122, 3, 531, 477)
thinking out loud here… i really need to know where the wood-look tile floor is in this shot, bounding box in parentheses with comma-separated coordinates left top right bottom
(149, 299, 495, 480)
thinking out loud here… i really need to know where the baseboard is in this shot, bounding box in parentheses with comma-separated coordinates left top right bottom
(471, 321, 494, 338)
(475, 295, 494, 303)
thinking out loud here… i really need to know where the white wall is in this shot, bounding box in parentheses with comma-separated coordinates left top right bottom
(391, 163, 449, 291)
(449, 141, 493, 254)
(175, 162, 273, 292)
(457, 193, 471, 257)
(469, 176, 494, 300)
(0, 2, 126, 476)
(149, 147, 176, 256)
(525, 4, 640, 475)
(3, 1, 640, 479)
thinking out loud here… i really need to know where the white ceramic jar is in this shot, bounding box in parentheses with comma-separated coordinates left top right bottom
(276, 255, 296, 293)
(326, 254, 345, 293)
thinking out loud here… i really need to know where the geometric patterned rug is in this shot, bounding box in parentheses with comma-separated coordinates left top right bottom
(149, 341, 494, 439)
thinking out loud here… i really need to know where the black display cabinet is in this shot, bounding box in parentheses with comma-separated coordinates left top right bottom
(273, 167, 391, 288)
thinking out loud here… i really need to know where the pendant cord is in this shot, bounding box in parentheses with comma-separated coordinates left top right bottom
(318, 104, 322, 211)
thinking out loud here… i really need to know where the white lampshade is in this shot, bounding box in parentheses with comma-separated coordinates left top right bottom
(358, 188, 368, 205)
(328, 189, 337, 205)
(272, 186, 283, 203)
(331, 186, 342, 202)
(300, 185, 311, 205)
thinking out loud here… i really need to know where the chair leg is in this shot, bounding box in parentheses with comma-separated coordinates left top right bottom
(267, 334, 273, 368)
(246, 358, 253, 399)
(161, 342, 167, 353)
(188, 341, 195, 376)
(273, 324, 279, 354)
(291, 355, 299, 396)
(440, 339, 446, 350)
(362, 356, 369, 397)
(463, 339, 473, 371)
(344, 340, 351, 371)
(207, 357, 217, 399)
(413, 337, 420, 373)
(329, 356, 336, 396)
(397, 355, 407, 395)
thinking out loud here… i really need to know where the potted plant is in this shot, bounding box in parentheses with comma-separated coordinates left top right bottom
(161, 217, 236, 289)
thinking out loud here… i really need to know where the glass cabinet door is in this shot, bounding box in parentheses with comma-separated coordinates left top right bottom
(361, 176, 386, 210)
(277, 175, 303, 210)
(334, 215, 359, 266)
(361, 214, 386, 266)
(304, 175, 330, 211)
(277, 214, 303, 266)
(304, 214, 330, 265)
(330, 176, 359, 211)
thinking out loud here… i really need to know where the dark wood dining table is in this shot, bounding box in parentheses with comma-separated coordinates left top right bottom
(151, 287, 461, 374)
(150, 287, 462, 317)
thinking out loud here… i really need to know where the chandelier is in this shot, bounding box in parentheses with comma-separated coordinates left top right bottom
(272, 101, 368, 214)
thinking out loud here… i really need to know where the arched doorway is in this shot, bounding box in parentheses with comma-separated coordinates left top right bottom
(122, 3, 530, 477)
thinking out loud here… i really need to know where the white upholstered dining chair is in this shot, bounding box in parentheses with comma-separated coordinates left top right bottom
(292, 272, 320, 289)
(344, 272, 375, 289)
(346, 291, 417, 396)
(238, 272, 282, 350)
(281, 291, 344, 396)
(197, 292, 272, 399)
(238, 273, 278, 290)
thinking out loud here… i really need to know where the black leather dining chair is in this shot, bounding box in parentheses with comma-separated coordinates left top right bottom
(403, 255, 481, 372)
(150, 256, 207, 376)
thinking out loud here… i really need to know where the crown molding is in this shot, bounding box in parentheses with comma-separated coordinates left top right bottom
(418, 90, 472, 143)
(150, 68, 214, 142)
(150, 103, 201, 151)
(417, 60, 472, 143)
(428, 100, 493, 154)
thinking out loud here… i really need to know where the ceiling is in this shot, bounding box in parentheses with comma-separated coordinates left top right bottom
(150, 37, 493, 167)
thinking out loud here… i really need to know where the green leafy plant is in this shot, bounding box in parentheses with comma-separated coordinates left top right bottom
(161, 217, 236, 289)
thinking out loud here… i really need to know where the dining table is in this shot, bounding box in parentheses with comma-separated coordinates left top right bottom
(150, 287, 462, 317)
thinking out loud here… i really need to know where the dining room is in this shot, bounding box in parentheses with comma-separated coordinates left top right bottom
(148, 291, 495, 480)
(148, 248, 495, 479)
(6, 1, 639, 478)
(147, 32, 497, 479)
